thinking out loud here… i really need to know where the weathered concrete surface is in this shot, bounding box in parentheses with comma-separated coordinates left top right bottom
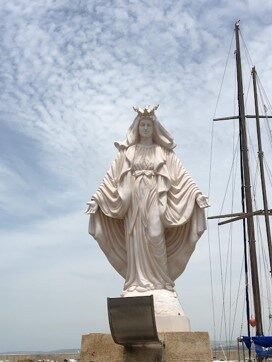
(0, 353, 79, 362)
(80, 332, 212, 362)
(81, 333, 123, 362)
(160, 332, 212, 361)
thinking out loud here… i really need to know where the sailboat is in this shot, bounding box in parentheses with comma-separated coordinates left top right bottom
(208, 21, 272, 361)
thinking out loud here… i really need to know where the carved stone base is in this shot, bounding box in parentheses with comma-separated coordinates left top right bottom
(80, 332, 212, 362)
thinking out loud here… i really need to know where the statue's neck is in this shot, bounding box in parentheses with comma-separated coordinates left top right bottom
(139, 137, 153, 146)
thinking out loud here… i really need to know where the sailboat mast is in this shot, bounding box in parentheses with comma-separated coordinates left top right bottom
(252, 66, 272, 275)
(234, 22, 263, 336)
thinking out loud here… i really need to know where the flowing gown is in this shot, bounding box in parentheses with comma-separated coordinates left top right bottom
(89, 144, 206, 292)
(125, 144, 173, 291)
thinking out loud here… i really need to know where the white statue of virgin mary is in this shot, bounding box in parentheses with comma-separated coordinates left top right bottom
(86, 106, 208, 299)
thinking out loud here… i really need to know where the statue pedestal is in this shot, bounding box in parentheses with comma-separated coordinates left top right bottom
(80, 332, 212, 362)
(122, 289, 191, 332)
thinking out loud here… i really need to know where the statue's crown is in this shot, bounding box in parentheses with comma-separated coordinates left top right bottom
(133, 105, 159, 117)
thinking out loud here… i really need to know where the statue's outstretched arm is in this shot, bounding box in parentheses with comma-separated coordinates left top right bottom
(85, 200, 99, 214)
(85, 150, 125, 216)
(167, 151, 210, 209)
(196, 194, 210, 208)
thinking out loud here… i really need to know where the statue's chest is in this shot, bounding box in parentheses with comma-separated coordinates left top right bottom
(132, 145, 155, 171)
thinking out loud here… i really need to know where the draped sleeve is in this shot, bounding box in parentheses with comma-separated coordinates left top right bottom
(163, 151, 202, 226)
(159, 150, 207, 280)
(88, 150, 130, 278)
(91, 150, 128, 218)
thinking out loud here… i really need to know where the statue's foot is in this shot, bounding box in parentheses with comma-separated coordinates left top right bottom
(135, 286, 149, 292)
(121, 283, 175, 296)
(165, 283, 174, 291)
(121, 285, 136, 296)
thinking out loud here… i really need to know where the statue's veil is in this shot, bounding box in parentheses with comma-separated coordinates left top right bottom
(114, 113, 176, 151)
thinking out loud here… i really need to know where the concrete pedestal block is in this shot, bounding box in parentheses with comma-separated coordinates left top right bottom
(80, 332, 212, 362)
(160, 332, 212, 361)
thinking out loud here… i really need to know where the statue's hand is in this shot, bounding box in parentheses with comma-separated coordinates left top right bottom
(85, 200, 99, 214)
(196, 195, 210, 209)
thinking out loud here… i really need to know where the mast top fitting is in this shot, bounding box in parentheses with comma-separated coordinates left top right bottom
(235, 20, 240, 29)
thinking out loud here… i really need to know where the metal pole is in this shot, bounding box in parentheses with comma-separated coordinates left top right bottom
(252, 66, 272, 276)
(238, 99, 251, 359)
(235, 22, 263, 336)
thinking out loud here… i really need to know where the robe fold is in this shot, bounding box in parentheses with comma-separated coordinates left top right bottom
(89, 144, 206, 291)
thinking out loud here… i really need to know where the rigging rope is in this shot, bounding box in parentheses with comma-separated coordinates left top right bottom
(257, 73, 272, 115)
(240, 30, 254, 70)
(207, 30, 235, 354)
(217, 226, 229, 347)
(230, 256, 245, 340)
(227, 118, 236, 352)
(264, 158, 272, 189)
(217, 136, 240, 348)
(257, 77, 272, 151)
(214, 119, 242, 351)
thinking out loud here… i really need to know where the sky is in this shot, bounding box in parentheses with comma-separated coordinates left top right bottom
(1, 0, 272, 353)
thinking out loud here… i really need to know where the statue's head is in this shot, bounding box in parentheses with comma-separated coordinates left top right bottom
(133, 105, 157, 141)
(138, 117, 154, 140)
(114, 105, 176, 151)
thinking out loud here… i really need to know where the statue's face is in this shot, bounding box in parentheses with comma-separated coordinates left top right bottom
(138, 118, 153, 139)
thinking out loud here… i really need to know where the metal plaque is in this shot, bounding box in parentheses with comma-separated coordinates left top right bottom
(107, 295, 161, 347)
